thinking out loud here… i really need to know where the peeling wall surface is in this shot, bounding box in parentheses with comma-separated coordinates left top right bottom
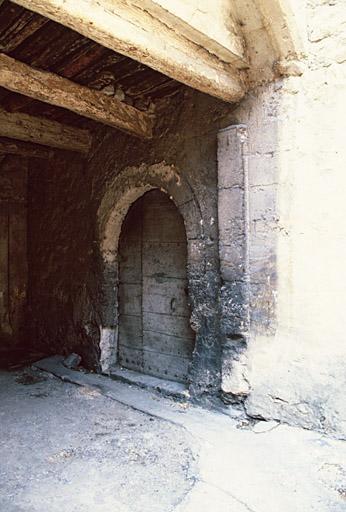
(26, 1, 346, 437)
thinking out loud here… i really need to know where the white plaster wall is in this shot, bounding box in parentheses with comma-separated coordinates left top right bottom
(233, 0, 346, 438)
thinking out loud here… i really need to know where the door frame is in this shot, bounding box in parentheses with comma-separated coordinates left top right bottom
(97, 162, 221, 394)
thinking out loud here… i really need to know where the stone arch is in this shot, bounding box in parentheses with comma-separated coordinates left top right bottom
(97, 162, 208, 383)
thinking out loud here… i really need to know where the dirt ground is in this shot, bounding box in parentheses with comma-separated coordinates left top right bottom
(2, 361, 346, 512)
(0, 369, 196, 512)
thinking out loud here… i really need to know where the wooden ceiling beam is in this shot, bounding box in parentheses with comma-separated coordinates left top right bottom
(0, 53, 153, 139)
(0, 137, 54, 159)
(11, 0, 246, 103)
(0, 44, 108, 115)
(133, 0, 248, 68)
(0, 108, 91, 153)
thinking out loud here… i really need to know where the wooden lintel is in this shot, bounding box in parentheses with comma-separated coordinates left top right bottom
(12, 0, 246, 103)
(0, 108, 92, 154)
(0, 137, 54, 159)
(0, 53, 153, 139)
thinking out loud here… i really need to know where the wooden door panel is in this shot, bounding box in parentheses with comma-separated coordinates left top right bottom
(118, 238, 142, 283)
(143, 200, 186, 243)
(118, 196, 143, 368)
(118, 190, 194, 383)
(118, 314, 142, 349)
(143, 312, 195, 340)
(142, 350, 190, 383)
(142, 330, 194, 358)
(118, 346, 143, 372)
(118, 283, 142, 315)
(142, 241, 187, 279)
(142, 278, 189, 317)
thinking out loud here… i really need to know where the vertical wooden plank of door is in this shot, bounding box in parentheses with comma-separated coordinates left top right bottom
(142, 190, 194, 383)
(118, 198, 144, 372)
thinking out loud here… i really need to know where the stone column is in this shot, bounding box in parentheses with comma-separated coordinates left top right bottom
(217, 124, 250, 402)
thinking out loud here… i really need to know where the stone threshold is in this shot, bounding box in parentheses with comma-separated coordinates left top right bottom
(32, 355, 240, 434)
(108, 366, 190, 401)
(33, 356, 246, 424)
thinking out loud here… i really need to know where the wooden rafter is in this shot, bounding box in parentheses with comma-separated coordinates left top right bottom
(11, 0, 246, 103)
(0, 53, 153, 139)
(0, 137, 54, 159)
(0, 108, 92, 153)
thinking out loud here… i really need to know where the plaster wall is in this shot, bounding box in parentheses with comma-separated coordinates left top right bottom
(232, 0, 346, 438)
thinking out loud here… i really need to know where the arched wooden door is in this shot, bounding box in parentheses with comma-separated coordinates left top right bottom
(118, 189, 195, 383)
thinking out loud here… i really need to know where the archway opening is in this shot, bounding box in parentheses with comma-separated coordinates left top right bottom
(118, 189, 195, 383)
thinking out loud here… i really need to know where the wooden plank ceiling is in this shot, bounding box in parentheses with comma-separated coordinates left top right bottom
(0, 0, 183, 131)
